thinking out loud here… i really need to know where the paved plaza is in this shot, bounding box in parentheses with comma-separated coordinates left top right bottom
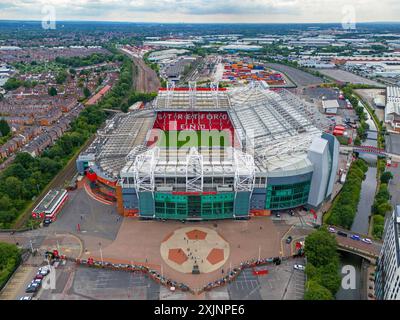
(160, 227, 230, 274)
(3, 185, 312, 300)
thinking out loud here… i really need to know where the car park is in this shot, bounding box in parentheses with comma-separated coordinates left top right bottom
(293, 264, 305, 271)
(350, 234, 361, 241)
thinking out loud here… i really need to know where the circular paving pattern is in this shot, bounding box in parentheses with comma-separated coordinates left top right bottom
(160, 227, 230, 274)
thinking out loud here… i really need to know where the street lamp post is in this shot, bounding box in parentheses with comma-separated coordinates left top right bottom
(29, 239, 34, 253)
(99, 242, 103, 264)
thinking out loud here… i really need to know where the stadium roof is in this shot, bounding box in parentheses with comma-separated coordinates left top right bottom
(154, 85, 230, 110)
(82, 82, 328, 182)
(81, 109, 155, 179)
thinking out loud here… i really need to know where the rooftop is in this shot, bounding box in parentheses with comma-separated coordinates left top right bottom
(83, 82, 328, 181)
(386, 86, 400, 116)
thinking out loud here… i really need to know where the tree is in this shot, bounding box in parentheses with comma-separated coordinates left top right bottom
(318, 262, 341, 294)
(373, 215, 385, 239)
(3, 176, 23, 200)
(83, 87, 91, 99)
(3, 77, 22, 91)
(304, 280, 334, 300)
(3, 163, 29, 181)
(0, 195, 11, 211)
(48, 87, 58, 96)
(14, 152, 35, 169)
(0, 242, 21, 288)
(0, 119, 11, 137)
(380, 171, 393, 184)
(56, 70, 68, 84)
(305, 229, 338, 267)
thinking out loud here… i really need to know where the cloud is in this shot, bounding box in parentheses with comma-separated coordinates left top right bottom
(0, 0, 398, 22)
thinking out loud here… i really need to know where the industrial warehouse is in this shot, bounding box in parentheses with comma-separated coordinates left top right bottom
(76, 82, 339, 220)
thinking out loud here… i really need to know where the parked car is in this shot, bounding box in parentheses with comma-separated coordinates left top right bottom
(362, 238, 372, 244)
(275, 212, 281, 218)
(25, 283, 39, 293)
(351, 234, 361, 241)
(328, 227, 336, 233)
(19, 296, 32, 300)
(34, 274, 44, 280)
(38, 266, 50, 275)
(337, 231, 348, 237)
(294, 264, 305, 271)
(286, 236, 293, 244)
(43, 218, 52, 227)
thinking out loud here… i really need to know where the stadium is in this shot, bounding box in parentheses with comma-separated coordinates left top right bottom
(76, 81, 339, 220)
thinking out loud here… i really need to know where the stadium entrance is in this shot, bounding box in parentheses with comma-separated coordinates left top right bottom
(151, 192, 242, 220)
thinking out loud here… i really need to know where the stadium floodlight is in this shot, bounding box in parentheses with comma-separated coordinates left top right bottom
(232, 147, 255, 193)
(185, 147, 203, 192)
(133, 147, 159, 192)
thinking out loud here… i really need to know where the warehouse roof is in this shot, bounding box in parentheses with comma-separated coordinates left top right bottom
(386, 86, 400, 116)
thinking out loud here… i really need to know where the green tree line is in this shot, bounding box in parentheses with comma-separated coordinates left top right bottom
(0, 242, 21, 289)
(304, 228, 341, 300)
(55, 53, 123, 68)
(326, 159, 368, 229)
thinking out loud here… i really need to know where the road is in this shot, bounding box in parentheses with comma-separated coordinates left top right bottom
(329, 226, 382, 259)
(265, 62, 324, 88)
(339, 145, 400, 161)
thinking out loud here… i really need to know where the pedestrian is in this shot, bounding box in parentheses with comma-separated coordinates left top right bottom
(221, 269, 224, 274)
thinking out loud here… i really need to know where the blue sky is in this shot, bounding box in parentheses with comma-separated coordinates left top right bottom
(0, 0, 399, 23)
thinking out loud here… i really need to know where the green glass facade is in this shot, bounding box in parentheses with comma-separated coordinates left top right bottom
(265, 180, 311, 210)
(154, 192, 235, 219)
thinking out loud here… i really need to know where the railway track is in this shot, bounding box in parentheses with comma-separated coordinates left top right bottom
(132, 56, 160, 93)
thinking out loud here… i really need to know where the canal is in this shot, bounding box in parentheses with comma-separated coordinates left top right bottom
(336, 101, 378, 300)
(351, 100, 378, 235)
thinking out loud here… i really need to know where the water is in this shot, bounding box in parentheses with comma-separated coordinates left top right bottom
(351, 100, 378, 233)
(351, 166, 377, 234)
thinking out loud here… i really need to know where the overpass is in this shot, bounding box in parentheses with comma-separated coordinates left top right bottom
(331, 226, 382, 263)
(340, 145, 400, 161)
